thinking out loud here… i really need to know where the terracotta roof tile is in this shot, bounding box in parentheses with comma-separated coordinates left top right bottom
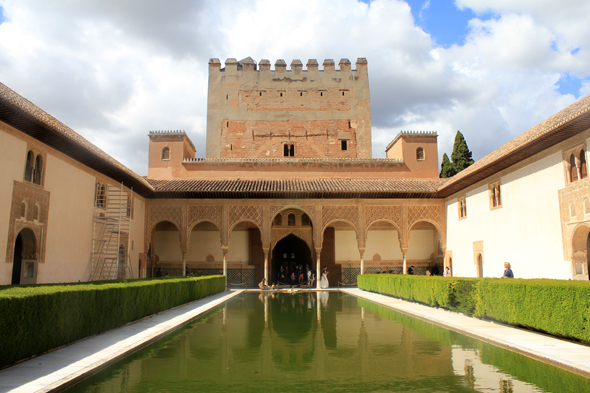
(147, 178, 447, 199)
(438, 93, 590, 197)
(0, 82, 154, 196)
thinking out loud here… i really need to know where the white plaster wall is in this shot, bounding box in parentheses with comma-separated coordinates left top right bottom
(364, 230, 403, 260)
(187, 230, 223, 261)
(154, 231, 182, 261)
(0, 128, 27, 283)
(335, 230, 360, 261)
(336, 229, 434, 262)
(228, 231, 249, 261)
(407, 229, 436, 260)
(42, 154, 95, 283)
(445, 151, 569, 279)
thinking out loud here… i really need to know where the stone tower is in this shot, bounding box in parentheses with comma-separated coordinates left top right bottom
(206, 57, 372, 159)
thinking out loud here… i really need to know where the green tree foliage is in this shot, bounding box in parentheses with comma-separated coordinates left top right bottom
(439, 153, 456, 178)
(450, 130, 474, 172)
(439, 131, 474, 178)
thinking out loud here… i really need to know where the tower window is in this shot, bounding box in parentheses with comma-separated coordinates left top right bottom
(280, 92, 283, 97)
(341, 140, 348, 151)
(284, 144, 295, 157)
(416, 147, 425, 161)
(162, 147, 170, 160)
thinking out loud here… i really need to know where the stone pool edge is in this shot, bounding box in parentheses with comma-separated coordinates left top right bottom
(343, 288, 590, 377)
(0, 290, 244, 393)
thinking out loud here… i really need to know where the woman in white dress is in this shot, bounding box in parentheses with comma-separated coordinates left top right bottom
(320, 267, 329, 289)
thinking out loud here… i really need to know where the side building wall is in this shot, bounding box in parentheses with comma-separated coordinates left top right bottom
(444, 134, 584, 279)
(0, 121, 146, 285)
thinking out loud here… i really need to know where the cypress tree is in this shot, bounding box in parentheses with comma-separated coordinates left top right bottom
(440, 153, 456, 178)
(450, 131, 474, 172)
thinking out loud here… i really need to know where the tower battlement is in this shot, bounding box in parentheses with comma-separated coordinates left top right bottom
(208, 57, 367, 74)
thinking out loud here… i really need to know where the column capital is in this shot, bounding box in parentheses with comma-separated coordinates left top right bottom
(401, 247, 408, 255)
(221, 246, 229, 255)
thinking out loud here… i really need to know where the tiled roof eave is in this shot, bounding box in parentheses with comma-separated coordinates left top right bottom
(0, 83, 154, 197)
(437, 95, 590, 198)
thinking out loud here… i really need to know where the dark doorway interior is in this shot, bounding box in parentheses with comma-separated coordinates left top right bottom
(12, 233, 23, 285)
(271, 234, 312, 285)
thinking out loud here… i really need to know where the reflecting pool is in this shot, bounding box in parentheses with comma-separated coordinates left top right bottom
(65, 292, 590, 392)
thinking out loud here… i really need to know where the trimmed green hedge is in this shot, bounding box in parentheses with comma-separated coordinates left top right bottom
(0, 276, 225, 369)
(358, 274, 590, 343)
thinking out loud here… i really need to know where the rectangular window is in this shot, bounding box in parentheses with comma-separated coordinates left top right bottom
(489, 182, 502, 210)
(458, 196, 467, 219)
(341, 140, 348, 151)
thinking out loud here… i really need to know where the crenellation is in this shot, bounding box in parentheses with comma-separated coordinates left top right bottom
(259, 59, 271, 71)
(274, 59, 287, 73)
(208, 57, 368, 73)
(291, 59, 303, 74)
(323, 59, 335, 73)
(339, 58, 351, 73)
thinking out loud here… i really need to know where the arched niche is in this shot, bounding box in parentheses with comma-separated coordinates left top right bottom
(12, 228, 37, 285)
(187, 221, 222, 268)
(364, 220, 403, 272)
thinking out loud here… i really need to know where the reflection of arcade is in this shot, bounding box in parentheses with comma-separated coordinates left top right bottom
(271, 234, 313, 285)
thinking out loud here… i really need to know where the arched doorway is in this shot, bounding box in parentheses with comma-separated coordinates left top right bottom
(271, 234, 312, 285)
(12, 228, 37, 285)
(477, 254, 483, 278)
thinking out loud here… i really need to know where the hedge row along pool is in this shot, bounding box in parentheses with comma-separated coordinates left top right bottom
(358, 274, 590, 343)
(0, 276, 226, 369)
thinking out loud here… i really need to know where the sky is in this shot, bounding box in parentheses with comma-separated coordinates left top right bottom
(1, 0, 589, 176)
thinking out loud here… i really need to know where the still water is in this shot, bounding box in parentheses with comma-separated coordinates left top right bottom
(65, 292, 590, 393)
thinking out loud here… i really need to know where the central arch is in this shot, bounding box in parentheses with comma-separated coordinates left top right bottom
(271, 234, 312, 285)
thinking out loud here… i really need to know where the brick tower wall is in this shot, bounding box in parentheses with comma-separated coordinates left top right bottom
(206, 58, 372, 159)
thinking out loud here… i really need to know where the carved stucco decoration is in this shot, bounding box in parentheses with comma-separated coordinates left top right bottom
(148, 205, 182, 232)
(229, 205, 263, 229)
(407, 205, 444, 231)
(188, 205, 222, 230)
(6, 181, 49, 264)
(322, 205, 358, 230)
(270, 205, 315, 219)
(364, 205, 402, 231)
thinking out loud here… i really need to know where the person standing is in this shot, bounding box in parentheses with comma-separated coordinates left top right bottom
(502, 262, 514, 278)
(320, 266, 329, 289)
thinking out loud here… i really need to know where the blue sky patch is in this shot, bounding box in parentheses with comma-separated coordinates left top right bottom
(0, 6, 4, 24)
(557, 73, 583, 98)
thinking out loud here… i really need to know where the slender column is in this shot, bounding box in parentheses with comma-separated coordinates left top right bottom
(263, 248, 269, 282)
(359, 248, 365, 275)
(402, 247, 408, 274)
(222, 246, 228, 277)
(182, 253, 186, 277)
(315, 247, 322, 289)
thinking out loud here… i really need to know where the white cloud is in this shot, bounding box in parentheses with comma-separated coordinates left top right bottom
(0, 0, 588, 174)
